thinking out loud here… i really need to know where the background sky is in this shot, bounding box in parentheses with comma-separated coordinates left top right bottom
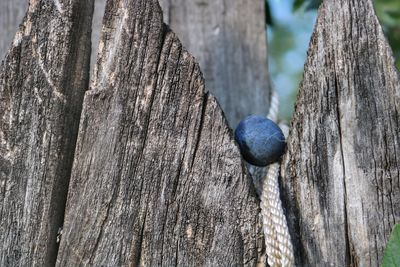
(267, 0, 317, 121)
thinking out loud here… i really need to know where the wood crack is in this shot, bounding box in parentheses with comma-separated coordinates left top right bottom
(190, 91, 209, 170)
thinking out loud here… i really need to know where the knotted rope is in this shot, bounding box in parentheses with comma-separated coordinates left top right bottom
(261, 90, 294, 267)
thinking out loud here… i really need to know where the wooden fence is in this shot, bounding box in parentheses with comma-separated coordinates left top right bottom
(0, 0, 398, 266)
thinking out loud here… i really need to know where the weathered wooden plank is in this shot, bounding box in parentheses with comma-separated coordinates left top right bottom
(158, 0, 271, 127)
(91, 0, 272, 128)
(57, 0, 263, 266)
(281, 0, 400, 266)
(95, 0, 272, 198)
(0, 0, 94, 266)
(157, 0, 272, 212)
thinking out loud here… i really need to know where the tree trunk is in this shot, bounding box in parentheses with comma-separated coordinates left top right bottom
(281, 0, 400, 266)
(56, 1, 263, 266)
(0, 0, 94, 266)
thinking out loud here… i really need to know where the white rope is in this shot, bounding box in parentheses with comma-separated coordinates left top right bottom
(261, 90, 294, 267)
(267, 91, 280, 122)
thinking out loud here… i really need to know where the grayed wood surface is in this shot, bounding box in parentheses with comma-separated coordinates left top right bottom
(0, 0, 106, 76)
(0, 0, 28, 60)
(158, 0, 272, 203)
(0, 0, 94, 266)
(91, 0, 271, 128)
(0, 0, 101, 76)
(3, 0, 399, 266)
(281, 0, 400, 266)
(158, 0, 271, 127)
(56, 0, 263, 266)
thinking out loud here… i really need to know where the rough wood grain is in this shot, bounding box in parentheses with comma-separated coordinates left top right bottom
(0, 0, 107, 76)
(281, 0, 400, 266)
(158, 0, 272, 214)
(57, 0, 263, 266)
(91, 0, 272, 127)
(0, 0, 94, 266)
(0, 0, 28, 60)
(158, 0, 271, 127)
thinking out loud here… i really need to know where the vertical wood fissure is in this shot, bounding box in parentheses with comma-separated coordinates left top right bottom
(333, 71, 353, 266)
(0, 0, 94, 266)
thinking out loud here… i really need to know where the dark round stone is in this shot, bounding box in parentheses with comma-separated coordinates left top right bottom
(234, 115, 286, 166)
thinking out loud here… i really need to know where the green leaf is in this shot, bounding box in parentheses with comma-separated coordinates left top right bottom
(386, 10, 400, 20)
(382, 224, 400, 267)
(305, 0, 323, 11)
(373, 0, 400, 70)
(293, 0, 322, 11)
(293, 0, 305, 11)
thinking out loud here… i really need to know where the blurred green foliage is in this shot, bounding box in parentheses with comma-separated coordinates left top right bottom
(374, 0, 400, 69)
(265, 0, 317, 121)
(382, 224, 400, 266)
(293, 0, 322, 11)
(267, 22, 303, 120)
(288, 0, 400, 69)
